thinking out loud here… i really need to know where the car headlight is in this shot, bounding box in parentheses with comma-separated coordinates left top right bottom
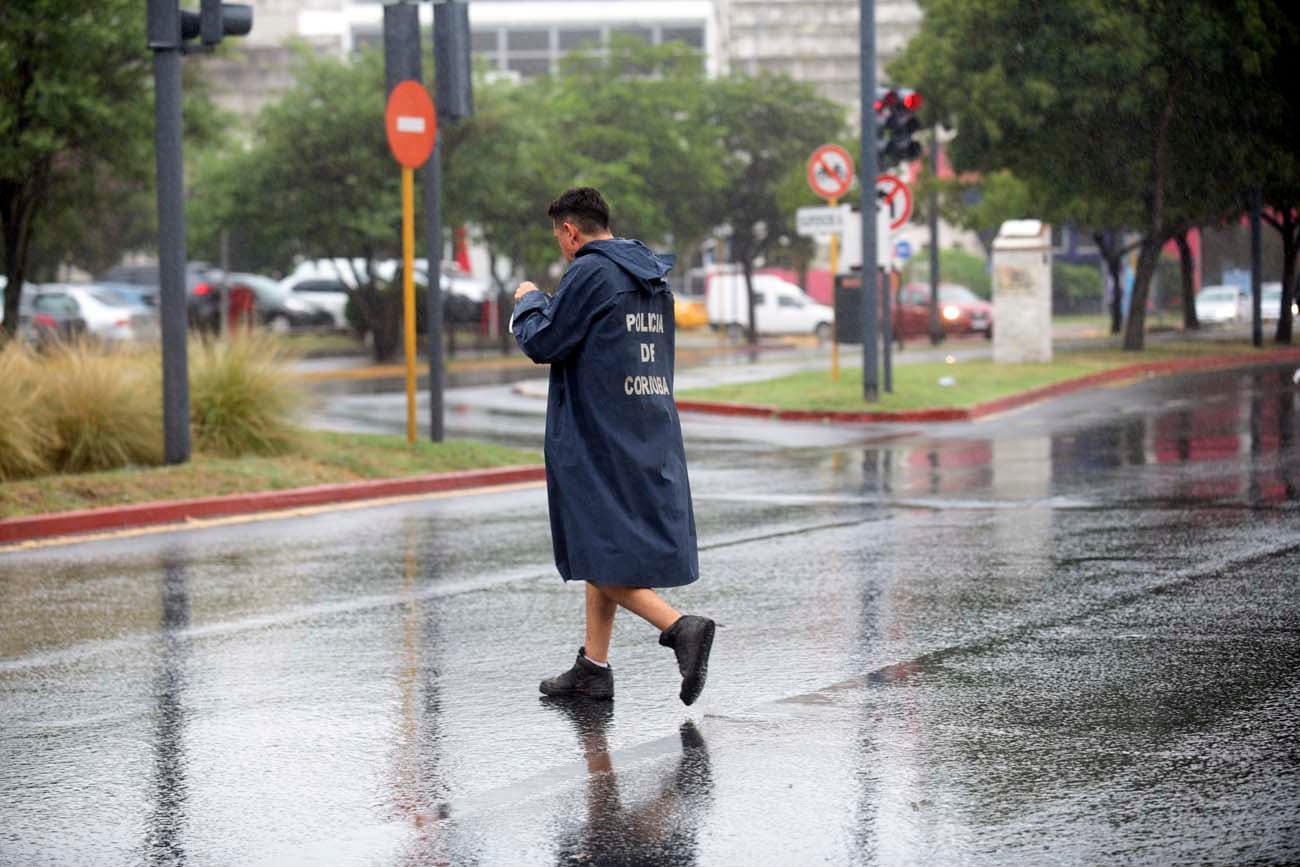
(942, 305, 961, 321)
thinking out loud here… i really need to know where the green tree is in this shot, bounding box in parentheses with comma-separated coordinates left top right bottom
(547, 38, 725, 254)
(892, 0, 1286, 350)
(1, 0, 152, 335)
(191, 48, 409, 360)
(705, 74, 844, 343)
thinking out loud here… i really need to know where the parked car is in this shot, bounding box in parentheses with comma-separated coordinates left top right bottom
(894, 283, 993, 340)
(1260, 282, 1282, 322)
(278, 272, 352, 330)
(95, 280, 159, 309)
(27, 284, 159, 343)
(17, 290, 86, 344)
(674, 293, 708, 330)
(706, 273, 833, 339)
(99, 262, 225, 331)
(1194, 285, 1244, 324)
(226, 272, 334, 333)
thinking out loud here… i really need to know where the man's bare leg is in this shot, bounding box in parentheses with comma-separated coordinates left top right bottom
(583, 582, 620, 664)
(593, 585, 680, 631)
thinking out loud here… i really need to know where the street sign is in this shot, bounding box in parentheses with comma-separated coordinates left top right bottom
(895, 239, 912, 260)
(796, 205, 847, 237)
(385, 80, 437, 169)
(876, 173, 913, 231)
(807, 144, 854, 201)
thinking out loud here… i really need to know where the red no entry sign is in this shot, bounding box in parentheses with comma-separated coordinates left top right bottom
(385, 80, 437, 169)
(807, 144, 854, 200)
(876, 173, 913, 230)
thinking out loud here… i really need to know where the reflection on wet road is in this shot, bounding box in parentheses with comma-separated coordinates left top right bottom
(2, 366, 1298, 864)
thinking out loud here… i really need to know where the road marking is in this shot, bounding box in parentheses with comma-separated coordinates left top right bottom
(0, 481, 545, 555)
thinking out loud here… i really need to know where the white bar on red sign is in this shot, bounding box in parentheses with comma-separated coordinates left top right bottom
(396, 116, 426, 133)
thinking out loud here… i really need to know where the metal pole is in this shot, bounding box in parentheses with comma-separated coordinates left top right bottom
(424, 139, 445, 442)
(219, 228, 230, 337)
(1250, 188, 1262, 348)
(385, 2, 444, 441)
(829, 197, 840, 381)
(148, 0, 191, 464)
(928, 122, 942, 345)
(859, 0, 879, 401)
(882, 266, 892, 391)
(402, 166, 417, 443)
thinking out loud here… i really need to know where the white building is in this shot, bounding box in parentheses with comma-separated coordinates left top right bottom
(201, 1, 919, 118)
(717, 0, 921, 117)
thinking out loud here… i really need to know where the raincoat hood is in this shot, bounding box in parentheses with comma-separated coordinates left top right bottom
(579, 239, 676, 291)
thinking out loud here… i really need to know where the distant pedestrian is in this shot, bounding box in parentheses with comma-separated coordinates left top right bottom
(511, 187, 715, 706)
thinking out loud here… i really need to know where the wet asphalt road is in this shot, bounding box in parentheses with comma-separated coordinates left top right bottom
(2, 364, 1299, 865)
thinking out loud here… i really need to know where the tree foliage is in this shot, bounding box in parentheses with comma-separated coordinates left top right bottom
(1, 0, 151, 335)
(891, 0, 1294, 349)
(192, 40, 845, 352)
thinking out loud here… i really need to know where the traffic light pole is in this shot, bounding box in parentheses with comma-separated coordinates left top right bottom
(1250, 188, 1263, 348)
(928, 123, 943, 345)
(859, 0, 879, 402)
(148, 0, 192, 464)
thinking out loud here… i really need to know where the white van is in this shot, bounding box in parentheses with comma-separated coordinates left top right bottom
(706, 273, 833, 339)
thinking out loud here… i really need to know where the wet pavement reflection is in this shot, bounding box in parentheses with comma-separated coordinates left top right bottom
(2, 364, 1298, 864)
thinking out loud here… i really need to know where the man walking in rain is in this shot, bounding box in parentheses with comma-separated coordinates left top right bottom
(512, 187, 715, 706)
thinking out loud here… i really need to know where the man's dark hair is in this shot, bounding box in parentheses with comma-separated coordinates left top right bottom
(547, 187, 610, 235)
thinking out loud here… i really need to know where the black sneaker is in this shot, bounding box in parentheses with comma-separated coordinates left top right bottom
(539, 647, 614, 700)
(659, 615, 716, 706)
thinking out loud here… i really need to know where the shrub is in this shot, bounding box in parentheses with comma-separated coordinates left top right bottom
(1052, 261, 1104, 313)
(42, 340, 164, 473)
(0, 342, 53, 480)
(903, 247, 993, 299)
(189, 334, 302, 457)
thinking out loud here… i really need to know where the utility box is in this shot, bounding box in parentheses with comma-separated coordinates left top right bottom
(991, 219, 1052, 363)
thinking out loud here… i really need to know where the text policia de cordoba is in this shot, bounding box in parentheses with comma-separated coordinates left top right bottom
(624, 312, 670, 396)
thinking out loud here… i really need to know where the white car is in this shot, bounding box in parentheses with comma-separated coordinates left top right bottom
(1194, 285, 1245, 324)
(29, 284, 159, 343)
(706, 273, 834, 339)
(278, 270, 353, 330)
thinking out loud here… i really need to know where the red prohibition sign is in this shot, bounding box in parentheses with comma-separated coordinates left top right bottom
(876, 173, 913, 230)
(807, 144, 854, 200)
(385, 80, 437, 169)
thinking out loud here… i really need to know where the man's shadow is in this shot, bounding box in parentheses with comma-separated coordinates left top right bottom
(543, 700, 713, 866)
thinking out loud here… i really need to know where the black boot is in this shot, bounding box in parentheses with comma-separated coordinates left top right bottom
(539, 647, 614, 700)
(659, 615, 716, 706)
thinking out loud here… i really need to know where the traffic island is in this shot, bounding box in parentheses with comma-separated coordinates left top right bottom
(675, 343, 1300, 423)
(0, 431, 543, 545)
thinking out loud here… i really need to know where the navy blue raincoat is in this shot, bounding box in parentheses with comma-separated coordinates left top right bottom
(512, 239, 699, 588)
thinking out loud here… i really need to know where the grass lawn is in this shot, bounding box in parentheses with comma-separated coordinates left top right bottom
(678, 340, 1290, 414)
(0, 431, 539, 520)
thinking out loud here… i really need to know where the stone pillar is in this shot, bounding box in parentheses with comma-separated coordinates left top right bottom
(992, 220, 1052, 363)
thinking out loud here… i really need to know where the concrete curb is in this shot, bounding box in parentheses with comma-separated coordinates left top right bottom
(674, 350, 1300, 424)
(0, 464, 547, 546)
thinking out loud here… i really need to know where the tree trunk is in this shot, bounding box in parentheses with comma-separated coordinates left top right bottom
(1094, 231, 1125, 335)
(1174, 231, 1199, 331)
(740, 254, 758, 346)
(1123, 240, 1162, 350)
(1, 183, 39, 340)
(1124, 83, 1176, 351)
(1275, 213, 1296, 345)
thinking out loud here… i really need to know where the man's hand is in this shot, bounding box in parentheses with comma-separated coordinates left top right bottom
(514, 281, 540, 302)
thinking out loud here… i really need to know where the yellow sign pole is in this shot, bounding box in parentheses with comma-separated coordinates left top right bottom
(829, 197, 840, 381)
(402, 166, 417, 445)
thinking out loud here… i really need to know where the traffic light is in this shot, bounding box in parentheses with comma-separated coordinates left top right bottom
(176, 0, 253, 48)
(874, 87, 923, 168)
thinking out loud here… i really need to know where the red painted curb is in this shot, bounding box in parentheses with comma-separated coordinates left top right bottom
(674, 350, 1300, 425)
(0, 464, 547, 545)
